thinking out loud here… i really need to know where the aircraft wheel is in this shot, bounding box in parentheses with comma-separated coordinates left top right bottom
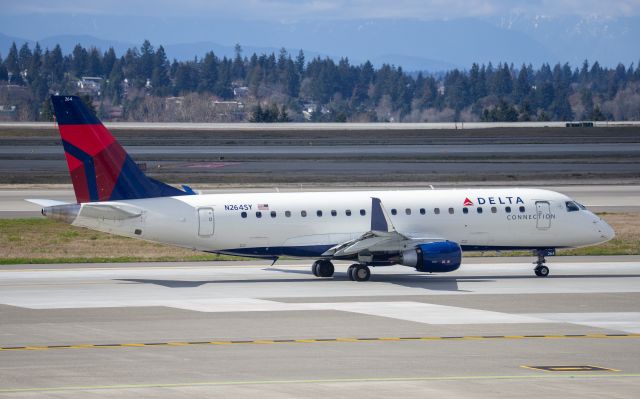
(347, 264, 359, 281)
(352, 264, 371, 282)
(311, 260, 320, 277)
(535, 265, 549, 277)
(317, 260, 335, 278)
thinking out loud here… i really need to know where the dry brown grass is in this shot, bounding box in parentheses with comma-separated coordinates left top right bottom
(0, 219, 224, 263)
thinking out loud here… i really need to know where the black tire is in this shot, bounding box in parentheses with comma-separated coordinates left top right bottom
(347, 264, 358, 281)
(312, 261, 320, 277)
(353, 265, 371, 282)
(317, 260, 335, 277)
(535, 265, 550, 277)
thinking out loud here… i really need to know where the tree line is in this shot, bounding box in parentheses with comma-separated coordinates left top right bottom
(1, 40, 639, 122)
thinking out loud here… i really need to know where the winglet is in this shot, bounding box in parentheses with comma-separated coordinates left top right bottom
(371, 197, 396, 233)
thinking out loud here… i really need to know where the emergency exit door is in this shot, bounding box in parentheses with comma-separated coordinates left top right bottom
(198, 208, 215, 236)
(536, 201, 551, 229)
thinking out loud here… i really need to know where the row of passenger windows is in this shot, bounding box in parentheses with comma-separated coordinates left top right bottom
(240, 206, 527, 219)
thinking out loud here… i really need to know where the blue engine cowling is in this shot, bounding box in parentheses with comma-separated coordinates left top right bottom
(400, 241, 462, 273)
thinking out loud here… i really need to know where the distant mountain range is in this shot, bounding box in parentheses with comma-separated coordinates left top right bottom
(1, 14, 638, 71)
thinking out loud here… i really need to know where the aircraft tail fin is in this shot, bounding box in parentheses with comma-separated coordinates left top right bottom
(50, 95, 190, 203)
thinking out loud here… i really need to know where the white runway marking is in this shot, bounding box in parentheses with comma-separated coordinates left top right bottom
(170, 299, 546, 324)
(529, 312, 640, 334)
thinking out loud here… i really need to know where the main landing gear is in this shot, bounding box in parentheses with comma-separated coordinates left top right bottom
(312, 259, 334, 278)
(311, 260, 371, 281)
(347, 264, 371, 282)
(533, 250, 550, 277)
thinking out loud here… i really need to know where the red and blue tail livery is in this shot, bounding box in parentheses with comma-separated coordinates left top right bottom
(51, 95, 190, 203)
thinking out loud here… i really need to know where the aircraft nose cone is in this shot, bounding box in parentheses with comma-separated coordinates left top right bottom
(598, 219, 615, 241)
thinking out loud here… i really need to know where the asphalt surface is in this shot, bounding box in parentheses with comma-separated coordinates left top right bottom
(3, 143, 640, 156)
(1, 184, 638, 218)
(3, 121, 639, 130)
(1, 258, 639, 398)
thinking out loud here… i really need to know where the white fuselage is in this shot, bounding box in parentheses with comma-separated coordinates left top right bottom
(69, 188, 614, 260)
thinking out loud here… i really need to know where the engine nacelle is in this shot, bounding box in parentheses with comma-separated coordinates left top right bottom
(400, 241, 462, 273)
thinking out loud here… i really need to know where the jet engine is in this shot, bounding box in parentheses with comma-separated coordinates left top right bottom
(400, 241, 462, 273)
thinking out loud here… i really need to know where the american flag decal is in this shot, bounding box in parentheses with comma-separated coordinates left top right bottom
(258, 203, 269, 210)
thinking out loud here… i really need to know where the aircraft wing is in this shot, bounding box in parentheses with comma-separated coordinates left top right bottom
(322, 197, 445, 257)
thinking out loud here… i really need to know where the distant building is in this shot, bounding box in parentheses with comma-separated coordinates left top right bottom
(77, 77, 103, 95)
(233, 86, 249, 99)
(212, 100, 244, 113)
(165, 97, 184, 107)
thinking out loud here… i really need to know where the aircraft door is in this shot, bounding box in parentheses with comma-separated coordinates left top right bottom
(198, 208, 215, 236)
(536, 201, 551, 230)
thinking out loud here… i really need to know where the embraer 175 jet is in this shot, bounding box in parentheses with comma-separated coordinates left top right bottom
(30, 95, 615, 281)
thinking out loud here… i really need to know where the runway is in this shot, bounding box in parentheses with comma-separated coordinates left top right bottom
(1, 258, 639, 398)
(1, 184, 639, 218)
(3, 143, 640, 156)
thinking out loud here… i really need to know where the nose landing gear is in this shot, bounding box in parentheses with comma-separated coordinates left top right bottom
(533, 249, 553, 277)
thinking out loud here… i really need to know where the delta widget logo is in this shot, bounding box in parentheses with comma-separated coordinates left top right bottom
(463, 198, 474, 206)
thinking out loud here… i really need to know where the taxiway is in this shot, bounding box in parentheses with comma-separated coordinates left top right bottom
(1, 258, 639, 398)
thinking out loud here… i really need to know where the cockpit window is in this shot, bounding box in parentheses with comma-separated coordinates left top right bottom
(565, 201, 580, 212)
(577, 202, 587, 210)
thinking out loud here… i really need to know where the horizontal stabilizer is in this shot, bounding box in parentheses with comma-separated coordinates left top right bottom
(25, 199, 71, 207)
(80, 203, 143, 220)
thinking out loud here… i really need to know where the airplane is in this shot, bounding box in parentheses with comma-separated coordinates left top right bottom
(28, 95, 615, 281)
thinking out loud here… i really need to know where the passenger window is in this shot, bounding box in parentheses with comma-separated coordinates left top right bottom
(420, 208, 426, 215)
(346, 210, 352, 216)
(448, 208, 454, 214)
(331, 210, 337, 216)
(463, 208, 469, 214)
(301, 210, 307, 217)
(256, 211, 262, 218)
(491, 207, 497, 213)
(405, 208, 411, 215)
(360, 209, 366, 216)
(285, 211, 291, 217)
(565, 201, 580, 212)
(434, 208, 440, 215)
(391, 209, 397, 215)
(270, 211, 276, 218)
(519, 206, 526, 213)
(317, 210, 323, 217)
(477, 207, 483, 214)
(241, 211, 247, 218)
(505, 206, 511, 213)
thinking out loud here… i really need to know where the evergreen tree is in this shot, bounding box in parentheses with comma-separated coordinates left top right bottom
(29, 43, 43, 83)
(5, 42, 19, 81)
(232, 43, 245, 79)
(39, 97, 54, 121)
(580, 89, 594, 118)
(48, 45, 65, 83)
(71, 44, 88, 77)
(295, 50, 305, 75)
(86, 47, 102, 76)
(151, 45, 170, 94)
(140, 40, 155, 80)
(0, 55, 7, 81)
(515, 65, 530, 103)
(102, 48, 117, 77)
(18, 43, 33, 75)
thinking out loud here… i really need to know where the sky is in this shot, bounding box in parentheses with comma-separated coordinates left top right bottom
(4, 0, 640, 20)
